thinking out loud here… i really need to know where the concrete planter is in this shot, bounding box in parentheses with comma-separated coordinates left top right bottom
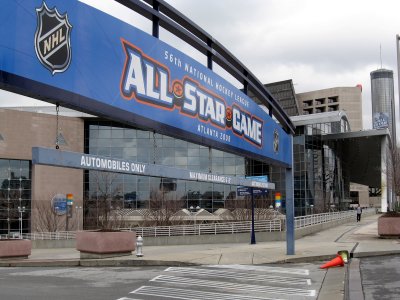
(0, 239, 32, 259)
(76, 231, 136, 259)
(378, 213, 400, 237)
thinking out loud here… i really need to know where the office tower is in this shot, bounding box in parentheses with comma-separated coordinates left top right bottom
(296, 86, 363, 131)
(370, 69, 396, 143)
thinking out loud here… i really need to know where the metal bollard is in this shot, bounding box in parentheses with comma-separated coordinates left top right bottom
(136, 235, 143, 257)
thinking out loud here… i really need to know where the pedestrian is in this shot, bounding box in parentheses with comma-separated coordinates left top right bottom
(356, 204, 362, 222)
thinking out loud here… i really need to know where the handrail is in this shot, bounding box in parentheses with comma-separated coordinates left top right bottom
(22, 209, 375, 240)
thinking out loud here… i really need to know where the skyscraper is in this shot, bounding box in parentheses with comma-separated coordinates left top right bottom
(370, 69, 396, 144)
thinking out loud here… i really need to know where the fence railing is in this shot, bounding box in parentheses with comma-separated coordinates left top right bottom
(124, 219, 282, 237)
(22, 231, 76, 241)
(295, 210, 356, 228)
(15, 209, 374, 240)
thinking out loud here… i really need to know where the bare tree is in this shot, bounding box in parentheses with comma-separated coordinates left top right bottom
(386, 144, 400, 211)
(34, 198, 64, 232)
(225, 194, 273, 221)
(84, 171, 126, 230)
(142, 188, 185, 226)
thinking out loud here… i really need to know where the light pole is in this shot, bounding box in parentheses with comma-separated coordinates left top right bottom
(189, 205, 200, 227)
(396, 34, 400, 147)
(18, 206, 25, 239)
(310, 204, 314, 215)
(75, 206, 82, 231)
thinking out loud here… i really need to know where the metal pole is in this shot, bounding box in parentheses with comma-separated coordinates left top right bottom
(76, 206, 80, 231)
(207, 39, 213, 70)
(286, 136, 295, 255)
(152, 1, 159, 38)
(395, 34, 400, 147)
(18, 206, 25, 239)
(19, 210, 22, 238)
(251, 188, 256, 244)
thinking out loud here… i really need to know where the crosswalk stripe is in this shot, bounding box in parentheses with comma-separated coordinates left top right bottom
(150, 275, 316, 297)
(209, 264, 310, 276)
(165, 267, 311, 285)
(131, 286, 284, 300)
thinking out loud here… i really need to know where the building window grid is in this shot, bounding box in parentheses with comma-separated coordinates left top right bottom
(293, 119, 349, 216)
(0, 159, 31, 235)
(84, 121, 271, 222)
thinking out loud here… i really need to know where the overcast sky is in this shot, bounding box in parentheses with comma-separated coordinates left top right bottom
(3, 0, 400, 137)
(164, 0, 400, 134)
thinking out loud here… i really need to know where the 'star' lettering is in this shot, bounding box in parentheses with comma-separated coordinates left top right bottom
(120, 39, 263, 147)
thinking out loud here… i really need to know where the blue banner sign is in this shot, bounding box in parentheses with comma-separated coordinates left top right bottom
(32, 147, 275, 189)
(253, 188, 268, 196)
(0, 0, 292, 167)
(237, 187, 252, 196)
(237, 186, 268, 196)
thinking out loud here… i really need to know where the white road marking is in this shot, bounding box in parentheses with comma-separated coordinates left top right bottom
(209, 264, 310, 276)
(150, 275, 316, 297)
(131, 286, 284, 300)
(165, 267, 311, 285)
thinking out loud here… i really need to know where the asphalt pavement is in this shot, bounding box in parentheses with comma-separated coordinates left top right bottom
(1, 213, 399, 300)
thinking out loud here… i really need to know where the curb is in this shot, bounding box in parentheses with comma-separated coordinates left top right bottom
(276, 254, 336, 264)
(1, 250, 399, 268)
(0, 259, 197, 268)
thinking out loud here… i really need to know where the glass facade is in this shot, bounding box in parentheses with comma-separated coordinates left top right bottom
(292, 117, 350, 215)
(264, 80, 300, 117)
(0, 159, 31, 235)
(84, 120, 272, 228)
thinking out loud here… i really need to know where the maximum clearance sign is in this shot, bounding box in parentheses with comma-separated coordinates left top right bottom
(32, 147, 275, 189)
(0, 0, 292, 166)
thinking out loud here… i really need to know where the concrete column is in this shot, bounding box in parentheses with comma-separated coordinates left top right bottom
(286, 136, 295, 255)
(381, 136, 388, 212)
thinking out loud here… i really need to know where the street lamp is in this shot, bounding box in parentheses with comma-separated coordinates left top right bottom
(310, 204, 314, 215)
(18, 206, 25, 239)
(75, 206, 82, 231)
(189, 205, 200, 227)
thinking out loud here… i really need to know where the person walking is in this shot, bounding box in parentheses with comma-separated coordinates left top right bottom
(356, 204, 362, 222)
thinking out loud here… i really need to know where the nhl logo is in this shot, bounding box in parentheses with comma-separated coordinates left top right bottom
(273, 129, 279, 153)
(34, 2, 72, 75)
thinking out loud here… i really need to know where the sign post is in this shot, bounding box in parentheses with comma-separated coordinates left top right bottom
(66, 193, 73, 231)
(250, 188, 256, 245)
(236, 186, 256, 244)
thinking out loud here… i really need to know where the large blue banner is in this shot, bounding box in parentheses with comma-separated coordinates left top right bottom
(0, 0, 292, 166)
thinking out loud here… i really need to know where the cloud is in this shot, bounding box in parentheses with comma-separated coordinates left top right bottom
(165, 0, 400, 139)
(2, 0, 400, 142)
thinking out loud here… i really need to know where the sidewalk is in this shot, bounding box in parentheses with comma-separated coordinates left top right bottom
(1, 213, 399, 268)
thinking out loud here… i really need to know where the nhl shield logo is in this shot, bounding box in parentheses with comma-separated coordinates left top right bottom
(34, 2, 72, 75)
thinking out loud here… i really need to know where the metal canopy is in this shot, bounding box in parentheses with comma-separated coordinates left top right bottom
(323, 129, 390, 187)
(115, 0, 295, 135)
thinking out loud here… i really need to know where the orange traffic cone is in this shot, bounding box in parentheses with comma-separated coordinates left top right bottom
(320, 255, 344, 269)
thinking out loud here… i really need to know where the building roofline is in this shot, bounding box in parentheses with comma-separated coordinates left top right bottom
(290, 110, 349, 127)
